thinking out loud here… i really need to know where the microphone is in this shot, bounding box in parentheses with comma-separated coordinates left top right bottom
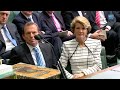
(34, 34, 51, 44)
(34, 34, 43, 40)
(34, 34, 68, 79)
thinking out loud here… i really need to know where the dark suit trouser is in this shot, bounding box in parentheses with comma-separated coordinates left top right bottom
(113, 22, 120, 44)
(112, 22, 120, 59)
(102, 30, 117, 55)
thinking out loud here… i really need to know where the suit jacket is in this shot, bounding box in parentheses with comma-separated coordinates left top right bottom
(61, 11, 90, 30)
(9, 42, 57, 69)
(113, 11, 120, 22)
(0, 22, 23, 56)
(39, 11, 66, 59)
(39, 11, 66, 38)
(12, 12, 42, 37)
(89, 11, 116, 33)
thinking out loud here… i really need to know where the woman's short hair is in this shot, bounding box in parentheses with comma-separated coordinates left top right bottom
(70, 16, 91, 34)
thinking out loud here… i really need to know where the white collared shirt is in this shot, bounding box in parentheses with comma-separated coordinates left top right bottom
(78, 11, 83, 16)
(26, 43, 46, 67)
(99, 11, 107, 28)
(1, 24, 15, 52)
(21, 12, 34, 22)
(27, 15, 34, 22)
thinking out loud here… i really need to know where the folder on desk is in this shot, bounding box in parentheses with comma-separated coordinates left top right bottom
(85, 70, 120, 79)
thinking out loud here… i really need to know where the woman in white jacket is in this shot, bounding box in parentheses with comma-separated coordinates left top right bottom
(59, 16, 102, 79)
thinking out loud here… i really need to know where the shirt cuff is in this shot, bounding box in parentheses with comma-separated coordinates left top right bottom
(106, 26, 111, 30)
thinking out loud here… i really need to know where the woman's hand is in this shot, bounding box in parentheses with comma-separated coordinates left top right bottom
(72, 72, 85, 79)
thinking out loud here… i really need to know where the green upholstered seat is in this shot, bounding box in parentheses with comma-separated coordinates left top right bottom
(101, 46, 108, 69)
(8, 11, 20, 23)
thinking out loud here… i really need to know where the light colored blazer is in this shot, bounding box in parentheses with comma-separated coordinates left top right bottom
(59, 38, 102, 79)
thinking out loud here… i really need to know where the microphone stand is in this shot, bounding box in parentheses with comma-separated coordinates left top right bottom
(57, 60, 67, 79)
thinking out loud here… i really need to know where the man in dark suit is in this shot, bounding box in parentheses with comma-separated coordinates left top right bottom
(61, 11, 90, 31)
(39, 11, 75, 59)
(89, 11, 120, 65)
(0, 11, 23, 63)
(61, 11, 106, 43)
(12, 11, 43, 38)
(9, 22, 57, 69)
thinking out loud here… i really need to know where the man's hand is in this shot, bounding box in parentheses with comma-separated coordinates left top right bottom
(105, 28, 110, 31)
(90, 30, 101, 39)
(67, 30, 73, 36)
(90, 30, 106, 41)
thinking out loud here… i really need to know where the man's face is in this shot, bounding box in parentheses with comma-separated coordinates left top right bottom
(0, 11, 10, 25)
(22, 24, 39, 47)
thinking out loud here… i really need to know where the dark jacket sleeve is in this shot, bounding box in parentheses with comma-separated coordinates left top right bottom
(40, 18, 59, 38)
(61, 11, 74, 31)
(9, 47, 22, 65)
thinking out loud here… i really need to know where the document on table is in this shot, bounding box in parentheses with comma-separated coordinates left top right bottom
(111, 66, 120, 72)
(85, 70, 120, 79)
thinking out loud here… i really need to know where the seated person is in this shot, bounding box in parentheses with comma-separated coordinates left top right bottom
(89, 11, 118, 55)
(61, 11, 90, 31)
(12, 11, 51, 43)
(59, 16, 102, 79)
(9, 22, 57, 69)
(0, 11, 23, 63)
(39, 11, 75, 59)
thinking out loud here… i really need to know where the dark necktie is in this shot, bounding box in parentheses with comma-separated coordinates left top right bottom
(28, 17, 32, 22)
(95, 11, 101, 27)
(33, 47, 45, 67)
(28, 17, 34, 23)
(2, 26, 17, 46)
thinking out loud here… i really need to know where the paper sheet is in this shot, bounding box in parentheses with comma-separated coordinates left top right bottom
(85, 70, 120, 79)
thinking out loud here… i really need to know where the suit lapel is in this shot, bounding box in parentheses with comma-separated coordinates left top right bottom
(32, 14, 38, 24)
(20, 12, 28, 20)
(104, 11, 109, 21)
(39, 43, 48, 67)
(54, 12, 65, 30)
(45, 14, 58, 31)
(6, 23, 15, 39)
(0, 32, 5, 54)
(72, 11, 79, 17)
(0, 31, 5, 43)
(23, 44, 35, 65)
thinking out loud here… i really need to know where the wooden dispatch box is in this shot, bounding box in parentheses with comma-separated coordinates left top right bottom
(12, 63, 60, 79)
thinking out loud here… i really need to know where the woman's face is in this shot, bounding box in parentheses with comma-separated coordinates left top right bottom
(74, 22, 88, 42)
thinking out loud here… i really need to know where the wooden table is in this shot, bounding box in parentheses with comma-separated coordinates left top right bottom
(78, 64, 120, 79)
